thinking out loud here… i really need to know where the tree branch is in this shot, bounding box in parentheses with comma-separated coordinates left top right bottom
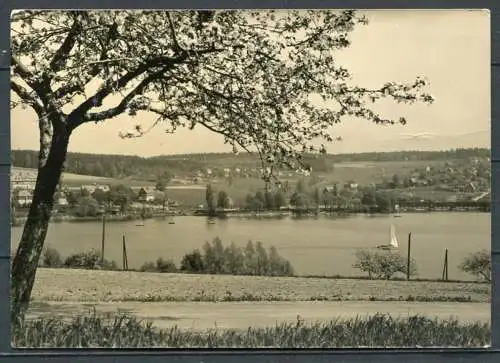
(73, 66, 175, 126)
(54, 24, 130, 99)
(11, 55, 47, 105)
(67, 54, 185, 124)
(11, 80, 44, 116)
(49, 12, 83, 73)
(67, 47, 221, 130)
(166, 13, 182, 53)
(12, 56, 67, 132)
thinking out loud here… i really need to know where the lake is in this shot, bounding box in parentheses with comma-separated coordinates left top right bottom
(11, 212, 490, 280)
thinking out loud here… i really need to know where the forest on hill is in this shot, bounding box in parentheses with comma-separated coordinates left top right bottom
(11, 148, 490, 181)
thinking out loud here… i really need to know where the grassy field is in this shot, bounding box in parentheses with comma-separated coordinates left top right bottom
(315, 160, 444, 187)
(167, 160, 457, 207)
(11, 167, 155, 188)
(31, 268, 490, 303)
(14, 312, 490, 348)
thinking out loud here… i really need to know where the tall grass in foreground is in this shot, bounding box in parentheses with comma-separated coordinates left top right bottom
(13, 313, 490, 348)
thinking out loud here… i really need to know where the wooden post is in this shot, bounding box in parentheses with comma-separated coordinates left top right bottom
(442, 248, 449, 281)
(101, 213, 106, 266)
(122, 234, 128, 271)
(406, 232, 412, 280)
(445, 249, 449, 281)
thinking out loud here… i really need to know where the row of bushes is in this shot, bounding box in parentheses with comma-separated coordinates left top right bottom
(177, 237, 294, 276)
(39, 247, 117, 270)
(39, 237, 295, 277)
(37, 241, 491, 282)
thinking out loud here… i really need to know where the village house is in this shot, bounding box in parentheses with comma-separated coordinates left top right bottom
(463, 182, 478, 193)
(81, 184, 110, 194)
(137, 187, 165, 203)
(344, 181, 358, 190)
(16, 190, 32, 207)
(56, 196, 69, 206)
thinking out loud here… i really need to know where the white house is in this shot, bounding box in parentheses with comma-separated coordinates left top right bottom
(16, 190, 32, 206)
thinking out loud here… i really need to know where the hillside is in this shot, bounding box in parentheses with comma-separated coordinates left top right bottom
(11, 148, 490, 183)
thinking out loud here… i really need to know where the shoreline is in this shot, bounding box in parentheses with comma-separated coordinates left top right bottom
(11, 208, 490, 226)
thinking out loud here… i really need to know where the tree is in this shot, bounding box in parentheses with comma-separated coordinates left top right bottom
(180, 249, 206, 272)
(156, 170, 172, 192)
(353, 249, 418, 280)
(290, 192, 309, 209)
(223, 242, 245, 274)
(244, 240, 257, 275)
(255, 241, 269, 275)
(254, 191, 266, 207)
(391, 174, 400, 189)
(217, 190, 229, 209)
(296, 179, 307, 194)
(206, 184, 215, 215)
(274, 190, 286, 209)
(108, 184, 135, 212)
(210, 237, 225, 273)
(375, 192, 394, 213)
(155, 179, 166, 192)
(361, 189, 377, 207)
(313, 187, 321, 209)
(10, 9, 433, 324)
(459, 250, 491, 282)
(91, 188, 109, 205)
(75, 196, 100, 217)
(264, 190, 275, 210)
(65, 190, 80, 207)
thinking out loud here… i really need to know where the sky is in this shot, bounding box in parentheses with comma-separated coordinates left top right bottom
(10, 9, 490, 157)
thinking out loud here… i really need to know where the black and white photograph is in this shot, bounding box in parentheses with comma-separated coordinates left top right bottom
(9, 9, 491, 348)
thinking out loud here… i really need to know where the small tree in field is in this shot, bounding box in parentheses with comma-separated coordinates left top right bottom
(353, 249, 418, 280)
(11, 9, 433, 324)
(459, 250, 491, 282)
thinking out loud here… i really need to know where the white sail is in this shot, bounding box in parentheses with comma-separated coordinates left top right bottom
(389, 224, 399, 248)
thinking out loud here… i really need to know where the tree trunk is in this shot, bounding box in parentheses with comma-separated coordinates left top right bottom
(11, 127, 70, 327)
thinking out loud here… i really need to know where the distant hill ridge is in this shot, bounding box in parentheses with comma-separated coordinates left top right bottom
(11, 148, 490, 181)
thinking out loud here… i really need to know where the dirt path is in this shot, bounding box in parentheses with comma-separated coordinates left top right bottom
(27, 301, 490, 331)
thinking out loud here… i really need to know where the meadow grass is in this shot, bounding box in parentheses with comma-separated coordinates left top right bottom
(13, 312, 490, 348)
(31, 268, 490, 303)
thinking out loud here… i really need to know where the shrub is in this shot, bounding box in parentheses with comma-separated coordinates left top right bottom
(63, 249, 117, 270)
(139, 261, 157, 272)
(180, 249, 206, 272)
(155, 258, 177, 273)
(353, 249, 418, 280)
(459, 250, 491, 282)
(40, 247, 63, 267)
(64, 250, 101, 269)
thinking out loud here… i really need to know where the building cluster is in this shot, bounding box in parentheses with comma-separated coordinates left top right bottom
(189, 166, 311, 184)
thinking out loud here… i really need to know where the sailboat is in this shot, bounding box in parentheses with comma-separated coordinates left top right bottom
(376, 224, 399, 250)
(393, 203, 402, 218)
